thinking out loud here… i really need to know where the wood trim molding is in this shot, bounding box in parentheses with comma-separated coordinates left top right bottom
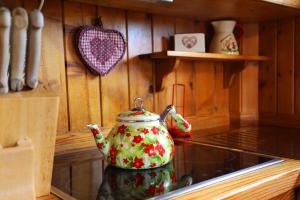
(55, 128, 111, 154)
(171, 159, 300, 199)
(231, 112, 259, 126)
(259, 113, 300, 129)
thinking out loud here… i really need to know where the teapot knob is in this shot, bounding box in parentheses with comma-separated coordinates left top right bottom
(133, 97, 144, 111)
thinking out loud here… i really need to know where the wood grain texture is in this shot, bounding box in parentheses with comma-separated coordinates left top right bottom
(127, 11, 154, 110)
(8, 0, 69, 133)
(37, 194, 61, 200)
(152, 15, 175, 113)
(195, 61, 215, 116)
(0, 140, 35, 200)
(55, 129, 109, 154)
(215, 63, 229, 115)
(194, 22, 215, 116)
(295, 17, 300, 115)
(142, 51, 268, 61)
(259, 21, 277, 114)
(175, 18, 196, 117)
(259, 17, 300, 128)
(270, 189, 294, 200)
(0, 94, 59, 197)
(172, 159, 300, 200)
(68, 0, 300, 21)
(240, 23, 259, 119)
(63, 1, 101, 132)
(0, 0, 277, 151)
(277, 18, 295, 114)
(98, 7, 129, 127)
(0, 0, 23, 9)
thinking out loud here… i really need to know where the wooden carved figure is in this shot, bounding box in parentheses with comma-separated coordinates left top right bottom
(0, 8, 11, 94)
(26, 9, 44, 89)
(10, 7, 28, 92)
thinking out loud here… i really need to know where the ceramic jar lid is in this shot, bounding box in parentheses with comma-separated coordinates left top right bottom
(116, 98, 160, 122)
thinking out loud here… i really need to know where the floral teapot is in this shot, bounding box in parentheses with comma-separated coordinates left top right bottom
(87, 97, 191, 169)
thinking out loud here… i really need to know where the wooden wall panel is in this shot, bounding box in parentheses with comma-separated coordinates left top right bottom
(127, 11, 154, 110)
(63, 1, 101, 132)
(277, 18, 295, 114)
(294, 18, 300, 115)
(1, 0, 264, 149)
(195, 61, 215, 116)
(97, 7, 129, 127)
(259, 21, 277, 114)
(7, 0, 69, 133)
(40, 0, 69, 133)
(175, 18, 196, 117)
(194, 22, 215, 116)
(241, 23, 259, 117)
(1, 0, 23, 9)
(152, 15, 175, 113)
(259, 17, 300, 128)
(215, 63, 229, 114)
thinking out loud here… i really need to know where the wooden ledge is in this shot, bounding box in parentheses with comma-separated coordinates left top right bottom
(172, 158, 300, 199)
(140, 51, 268, 62)
(140, 51, 267, 91)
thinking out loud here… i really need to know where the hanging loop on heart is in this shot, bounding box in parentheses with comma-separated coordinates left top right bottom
(96, 17, 103, 28)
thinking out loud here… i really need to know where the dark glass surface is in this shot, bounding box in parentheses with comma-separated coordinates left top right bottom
(52, 141, 280, 200)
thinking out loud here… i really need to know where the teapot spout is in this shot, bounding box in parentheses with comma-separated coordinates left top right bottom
(87, 124, 109, 156)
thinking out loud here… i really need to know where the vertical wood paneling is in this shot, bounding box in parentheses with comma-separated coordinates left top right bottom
(97, 7, 129, 127)
(127, 11, 154, 110)
(82, 4, 102, 126)
(1, 0, 23, 9)
(215, 63, 229, 114)
(1, 1, 237, 136)
(241, 23, 259, 115)
(11, 0, 69, 133)
(277, 18, 294, 114)
(229, 70, 242, 115)
(259, 21, 277, 114)
(294, 17, 300, 115)
(63, 1, 101, 132)
(259, 18, 300, 128)
(152, 15, 175, 113)
(194, 22, 215, 116)
(175, 18, 196, 117)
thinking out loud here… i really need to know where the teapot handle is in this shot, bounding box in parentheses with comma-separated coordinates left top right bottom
(160, 105, 191, 133)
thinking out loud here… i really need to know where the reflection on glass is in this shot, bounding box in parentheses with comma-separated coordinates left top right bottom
(52, 142, 277, 200)
(97, 163, 192, 200)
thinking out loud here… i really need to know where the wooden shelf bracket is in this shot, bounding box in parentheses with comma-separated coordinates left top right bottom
(154, 57, 180, 92)
(140, 51, 267, 91)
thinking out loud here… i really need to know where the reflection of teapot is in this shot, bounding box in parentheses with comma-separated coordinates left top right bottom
(97, 163, 192, 200)
(87, 97, 191, 169)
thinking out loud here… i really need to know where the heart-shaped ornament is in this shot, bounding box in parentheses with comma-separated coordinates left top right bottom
(76, 20, 126, 76)
(182, 36, 197, 49)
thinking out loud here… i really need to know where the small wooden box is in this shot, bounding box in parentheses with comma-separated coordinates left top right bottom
(175, 33, 205, 52)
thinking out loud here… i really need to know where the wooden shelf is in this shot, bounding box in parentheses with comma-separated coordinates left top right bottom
(140, 51, 268, 62)
(70, 0, 300, 21)
(140, 51, 267, 92)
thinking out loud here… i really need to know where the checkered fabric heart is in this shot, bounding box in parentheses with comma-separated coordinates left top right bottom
(76, 24, 125, 76)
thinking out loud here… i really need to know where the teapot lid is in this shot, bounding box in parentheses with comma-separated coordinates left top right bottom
(116, 98, 160, 122)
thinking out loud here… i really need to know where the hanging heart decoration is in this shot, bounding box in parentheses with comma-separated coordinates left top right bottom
(76, 18, 126, 76)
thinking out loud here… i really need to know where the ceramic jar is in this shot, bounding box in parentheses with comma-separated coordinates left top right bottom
(209, 20, 239, 55)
